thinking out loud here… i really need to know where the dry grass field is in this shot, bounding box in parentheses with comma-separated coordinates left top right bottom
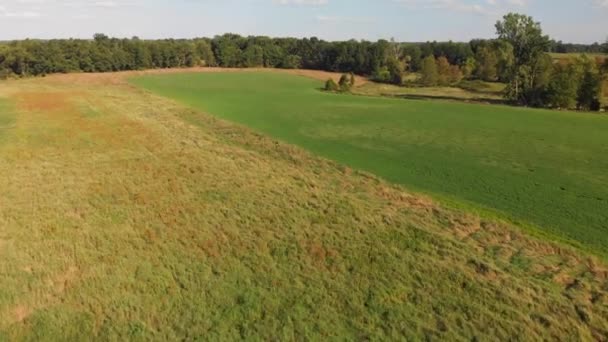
(0, 70, 607, 340)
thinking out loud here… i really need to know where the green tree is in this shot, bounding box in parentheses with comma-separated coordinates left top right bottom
(194, 40, 216, 66)
(371, 66, 390, 83)
(281, 55, 302, 69)
(462, 57, 477, 79)
(386, 56, 405, 85)
(339, 74, 351, 91)
(436, 56, 451, 86)
(420, 56, 438, 86)
(475, 46, 498, 81)
(243, 44, 264, 67)
(6, 45, 33, 76)
(262, 44, 285, 68)
(402, 45, 422, 71)
(494, 40, 515, 82)
(214, 37, 242, 67)
(577, 56, 602, 111)
(131, 40, 152, 70)
(547, 63, 581, 109)
(496, 13, 550, 105)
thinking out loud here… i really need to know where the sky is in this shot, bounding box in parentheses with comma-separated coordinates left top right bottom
(0, 0, 606, 43)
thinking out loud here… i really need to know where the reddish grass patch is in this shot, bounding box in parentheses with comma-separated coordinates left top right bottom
(13, 305, 31, 323)
(16, 92, 74, 113)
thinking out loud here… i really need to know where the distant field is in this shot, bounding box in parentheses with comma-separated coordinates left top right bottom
(550, 52, 608, 61)
(1, 71, 607, 340)
(355, 79, 505, 104)
(132, 71, 608, 255)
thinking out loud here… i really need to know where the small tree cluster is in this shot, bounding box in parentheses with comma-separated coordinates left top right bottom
(325, 73, 356, 93)
(544, 56, 605, 110)
(339, 73, 356, 91)
(420, 56, 463, 86)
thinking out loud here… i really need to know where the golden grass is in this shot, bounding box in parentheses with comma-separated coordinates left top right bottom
(0, 70, 606, 339)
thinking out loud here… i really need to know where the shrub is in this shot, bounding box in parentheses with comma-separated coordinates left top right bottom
(448, 65, 463, 84)
(372, 67, 391, 83)
(420, 56, 438, 86)
(324, 78, 339, 92)
(339, 74, 351, 92)
(349, 72, 356, 88)
(436, 56, 451, 86)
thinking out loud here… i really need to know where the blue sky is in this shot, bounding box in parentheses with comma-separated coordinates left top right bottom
(0, 0, 606, 43)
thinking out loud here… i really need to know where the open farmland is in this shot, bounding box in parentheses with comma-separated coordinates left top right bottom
(0, 70, 606, 340)
(132, 71, 608, 256)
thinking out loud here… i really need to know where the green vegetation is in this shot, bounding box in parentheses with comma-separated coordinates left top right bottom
(494, 14, 607, 111)
(325, 73, 356, 93)
(419, 56, 463, 86)
(420, 55, 439, 86)
(324, 78, 339, 92)
(132, 71, 608, 255)
(1, 70, 607, 340)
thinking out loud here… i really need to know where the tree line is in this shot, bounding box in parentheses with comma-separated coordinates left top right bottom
(493, 13, 607, 111)
(0, 15, 607, 111)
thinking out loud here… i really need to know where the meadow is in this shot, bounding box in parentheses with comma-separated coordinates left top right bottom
(0, 70, 606, 340)
(131, 71, 608, 256)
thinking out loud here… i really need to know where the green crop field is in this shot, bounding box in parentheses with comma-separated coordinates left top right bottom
(132, 71, 608, 255)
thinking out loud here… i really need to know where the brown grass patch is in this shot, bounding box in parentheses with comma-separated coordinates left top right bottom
(16, 92, 74, 113)
(12, 306, 31, 323)
(50, 266, 79, 294)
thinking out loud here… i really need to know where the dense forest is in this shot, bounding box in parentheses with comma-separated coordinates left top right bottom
(0, 13, 607, 111)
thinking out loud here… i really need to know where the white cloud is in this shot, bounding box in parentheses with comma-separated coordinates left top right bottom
(594, 0, 608, 7)
(273, 0, 328, 5)
(506, 0, 526, 6)
(390, 0, 537, 16)
(0, 0, 139, 19)
(316, 14, 375, 23)
(392, 0, 495, 15)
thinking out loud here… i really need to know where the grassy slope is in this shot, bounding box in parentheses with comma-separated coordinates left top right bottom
(131, 72, 608, 256)
(0, 72, 607, 340)
(0, 99, 15, 145)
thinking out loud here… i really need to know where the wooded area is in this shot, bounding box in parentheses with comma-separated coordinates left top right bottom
(1, 14, 607, 111)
